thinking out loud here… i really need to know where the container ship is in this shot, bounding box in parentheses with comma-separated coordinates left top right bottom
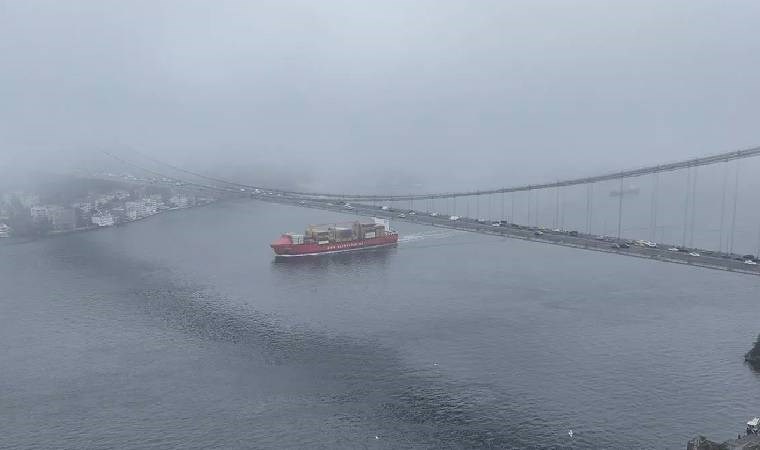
(271, 218, 398, 256)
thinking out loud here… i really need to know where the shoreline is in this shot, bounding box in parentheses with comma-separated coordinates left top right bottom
(0, 202, 216, 244)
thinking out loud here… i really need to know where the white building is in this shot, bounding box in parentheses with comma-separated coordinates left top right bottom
(49, 207, 76, 231)
(18, 193, 40, 208)
(30, 205, 50, 222)
(125, 201, 140, 220)
(142, 198, 158, 215)
(169, 194, 190, 208)
(125, 199, 158, 220)
(72, 202, 93, 213)
(91, 213, 115, 227)
(95, 193, 116, 206)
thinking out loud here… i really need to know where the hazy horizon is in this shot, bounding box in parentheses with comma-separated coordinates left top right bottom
(2, 0, 759, 192)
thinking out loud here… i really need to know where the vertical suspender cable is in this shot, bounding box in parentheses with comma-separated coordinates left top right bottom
(502, 191, 505, 221)
(554, 185, 560, 229)
(689, 167, 698, 248)
(617, 175, 624, 240)
(588, 183, 594, 234)
(729, 160, 740, 255)
(719, 164, 728, 253)
(560, 188, 565, 230)
(511, 192, 515, 224)
(526, 190, 531, 226)
(682, 167, 691, 248)
(585, 184, 590, 234)
(650, 172, 659, 242)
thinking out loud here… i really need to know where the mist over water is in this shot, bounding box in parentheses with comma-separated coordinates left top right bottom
(3, 201, 760, 449)
(2, 1, 760, 448)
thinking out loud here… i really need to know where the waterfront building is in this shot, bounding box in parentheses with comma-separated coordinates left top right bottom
(72, 202, 93, 213)
(0, 223, 10, 238)
(30, 205, 50, 223)
(125, 201, 140, 220)
(124, 199, 158, 220)
(95, 193, 116, 206)
(18, 193, 40, 208)
(49, 207, 76, 231)
(91, 213, 115, 227)
(141, 198, 158, 215)
(170, 194, 190, 208)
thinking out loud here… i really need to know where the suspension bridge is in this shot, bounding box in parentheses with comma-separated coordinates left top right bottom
(95, 145, 760, 275)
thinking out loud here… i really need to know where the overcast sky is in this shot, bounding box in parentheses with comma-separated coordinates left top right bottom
(1, 0, 759, 192)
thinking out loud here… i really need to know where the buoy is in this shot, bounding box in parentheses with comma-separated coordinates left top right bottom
(375, 436, 379, 440)
(568, 430, 574, 438)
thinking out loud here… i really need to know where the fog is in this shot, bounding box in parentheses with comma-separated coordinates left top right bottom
(1, 0, 759, 192)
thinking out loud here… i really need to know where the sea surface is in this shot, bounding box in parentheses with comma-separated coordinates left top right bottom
(2, 200, 760, 449)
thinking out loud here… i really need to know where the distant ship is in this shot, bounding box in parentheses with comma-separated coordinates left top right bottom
(610, 185, 640, 197)
(271, 217, 398, 256)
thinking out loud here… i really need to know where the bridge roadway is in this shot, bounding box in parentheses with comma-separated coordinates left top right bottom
(255, 193, 760, 276)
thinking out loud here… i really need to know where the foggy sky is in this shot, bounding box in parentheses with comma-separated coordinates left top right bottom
(1, 0, 759, 192)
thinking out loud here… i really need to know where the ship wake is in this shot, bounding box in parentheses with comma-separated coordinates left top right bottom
(398, 230, 461, 243)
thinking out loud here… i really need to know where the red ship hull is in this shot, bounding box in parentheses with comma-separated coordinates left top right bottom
(271, 233, 398, 256)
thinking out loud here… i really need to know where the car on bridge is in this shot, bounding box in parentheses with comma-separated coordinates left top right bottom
(450, 216, 460, 221)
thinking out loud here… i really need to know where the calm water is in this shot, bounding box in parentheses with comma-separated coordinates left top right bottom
(2, 200, 760, 449)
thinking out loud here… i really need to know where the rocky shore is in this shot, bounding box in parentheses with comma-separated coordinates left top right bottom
(745, 335, 760, 370)
(687, 435, 760, 450)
